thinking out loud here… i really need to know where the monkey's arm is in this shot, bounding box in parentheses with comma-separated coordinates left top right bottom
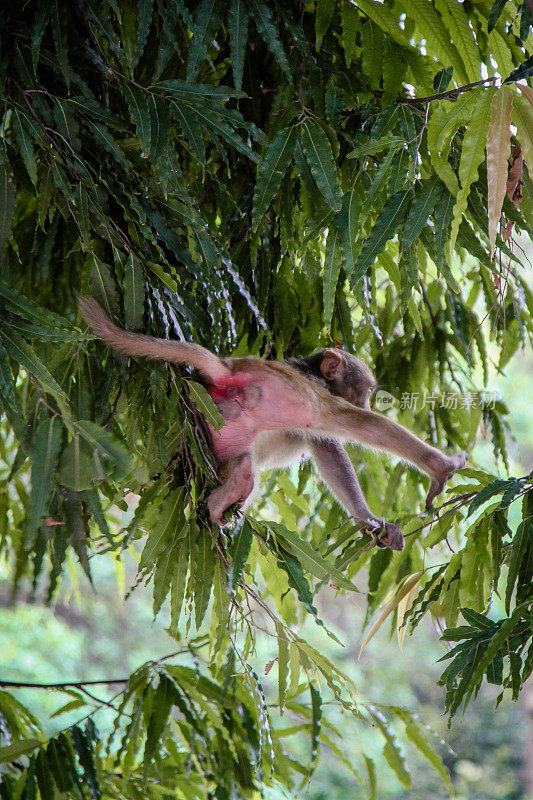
(319, 403, 466, 509)
(309, 439, 404, 550)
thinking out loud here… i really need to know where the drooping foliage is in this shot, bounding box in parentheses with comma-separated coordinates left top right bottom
(1, 0, 533, 797)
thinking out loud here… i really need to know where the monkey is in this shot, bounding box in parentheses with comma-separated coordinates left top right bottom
(78, 297, 467, 550)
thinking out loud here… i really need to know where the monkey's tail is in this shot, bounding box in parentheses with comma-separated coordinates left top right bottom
(78, 296, 231, 383)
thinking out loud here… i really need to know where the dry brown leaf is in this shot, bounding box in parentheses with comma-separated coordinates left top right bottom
(504, 144, 523, 243)
(486, 87, 513, 257)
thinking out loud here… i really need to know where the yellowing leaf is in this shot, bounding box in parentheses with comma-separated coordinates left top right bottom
(486, 86, 513, 256)
(450, 88, 493, 248)
(359, 571, 424, 654)
(396, 575, 422, 649)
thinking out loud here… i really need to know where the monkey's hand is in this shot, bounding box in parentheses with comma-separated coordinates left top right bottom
(425, 450, 468, 509)
(364, 517, 404, 551)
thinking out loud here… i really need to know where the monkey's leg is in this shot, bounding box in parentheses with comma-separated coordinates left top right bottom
(319, 403, 466, 508)
(207, 453, 255, 526)
(310, 438, 403, 550)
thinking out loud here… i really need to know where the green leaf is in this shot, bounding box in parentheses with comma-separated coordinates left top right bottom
(269, 521, 358, 592)
(134, 0, 153, 66)
(468, 478, 511, 516)
(505, 492, 533, 613)
(315, 0, 335, 50)
(13, 110, 38, 186)
(504, 55, 533, 84)
(246, 0, 291, 78)
(228, 0, 249, 91)
(0, 165, 16, 258)
(323, 226, 342, 329)
(144, 676, 174, 771)
(186, 0, 222, 81)
(229, 517, 253, 590)
(341, 1, 359, 68)
(276, 621, 289, 711)
(364, 755, 377, 800)
(252, 127, 296, 232)
(26, 417, 62, 541)
(0, 341, 18, 411)
(352, 191, 410, 287)
(450, 88, 493, 247)
(300, 121, 342, 211)
(75, 420, 133, 480)
(404, 723, 453, 793)
(401, 176, 441, 249)
(0, 282, 72, 328)
(172, 102, 205, 164)
(0, 738, 42, 764)
(336, 187, 361, 283)
(192, 529, 216, 628)
(51, 0, 69, 87)
(124, 254, 144, 330)
(0, 328, 68, 400)
(122, 82, 151, 155)
(186, 379, 225, 431)
(139, 488, 186, 571)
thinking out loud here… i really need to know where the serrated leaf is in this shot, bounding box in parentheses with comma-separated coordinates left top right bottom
(0, 738, 42, 764)
(229, 0, 248, 91)
(505, 492, 533, 613)
(468, 478, 511, 515)
(300, 121, 342, 211)
(315, 0, 335, 50)
(0, 328, 68, 400)
(192, 530, 216, 628)
(504, 53, 533, 84)
(52, 0, 69, 87)
(269, 521, 357, 591)
(450, 89, 493, 248)
(134, 0, 153, 66)
(336, 186, 360, 284)
(352, 191, 410, 286)
(172, 102, 205, 164)
(187, 379, 225, 431)
(401, 176, 441, 249)
(13, 110, 38, 186)
(246, 0, 291, 78)
(276, 621, 289, 711)
(124, 254, 144, 330)
(26, 417, 62, 541)
(0, 166, 16, 258)
(229, 517, 253, 590)
(360, 572, 424, 653)
(403, 0, 468, 83)
(186, 0, 222, 81)
(487, 87, 513, 256)
(0, 282, 72, 328)
(60, 435, 94, 491)
(75, 420, 133, 479)
(252, 126, 296, 232)
(341, 1, 359, 68)
(139, 488, 186, 570)
(405, 723, 453, 793)
(323, 226, 342, 328)
(122, 82, 151, 155)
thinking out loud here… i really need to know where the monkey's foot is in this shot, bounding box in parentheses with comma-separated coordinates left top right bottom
(376, 521, 404, 551)
(363, 518, 404, 551)
(425, 450, 467, 509)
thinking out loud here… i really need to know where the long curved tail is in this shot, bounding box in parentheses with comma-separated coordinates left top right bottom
(78, 296, 231, 383)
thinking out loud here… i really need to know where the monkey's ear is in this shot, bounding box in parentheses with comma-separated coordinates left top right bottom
(320, 350, 343, 380)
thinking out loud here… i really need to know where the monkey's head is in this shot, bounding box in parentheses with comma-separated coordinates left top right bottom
(318, 349, 376, 409)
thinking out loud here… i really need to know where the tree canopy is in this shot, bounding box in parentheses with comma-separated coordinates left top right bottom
(1, 0, 533, 797)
